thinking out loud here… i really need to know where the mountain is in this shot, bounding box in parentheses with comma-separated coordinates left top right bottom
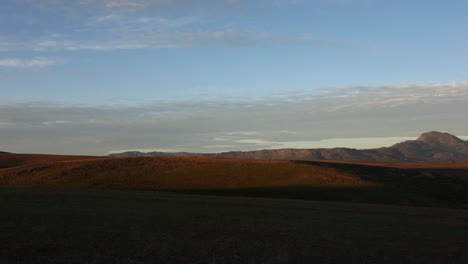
(108, 151, 199, 158)
(370, 131, 468, 162)
(109, 131, 468, 162)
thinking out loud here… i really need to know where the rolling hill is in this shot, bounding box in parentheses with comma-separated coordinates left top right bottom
(0, 153, 103, 169)
(1, 154, 468, 208)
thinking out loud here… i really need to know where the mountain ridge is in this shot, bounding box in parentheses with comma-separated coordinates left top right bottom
(109, 131, 468, 162)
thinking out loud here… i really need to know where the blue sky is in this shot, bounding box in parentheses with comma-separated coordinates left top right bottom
(1, 0, 468, 155)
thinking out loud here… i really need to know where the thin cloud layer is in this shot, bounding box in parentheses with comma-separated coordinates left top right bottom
(1, 82, 468, 155)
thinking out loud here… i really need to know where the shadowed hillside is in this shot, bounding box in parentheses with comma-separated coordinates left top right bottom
(2, 155, 468, 207)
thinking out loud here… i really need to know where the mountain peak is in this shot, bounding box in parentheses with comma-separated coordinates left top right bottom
(416, 131, 465, 146)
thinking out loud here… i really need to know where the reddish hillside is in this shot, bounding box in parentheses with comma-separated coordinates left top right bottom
(0, 153, 104, 169)
(2, 155, 468, 207)
(0, 156, 375, 189)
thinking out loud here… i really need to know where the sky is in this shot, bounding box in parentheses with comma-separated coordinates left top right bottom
(1, 0, 468, 155)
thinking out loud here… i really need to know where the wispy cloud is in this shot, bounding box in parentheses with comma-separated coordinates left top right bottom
(105, 1, 146, 8)
(204, 145, 236, 149)
(0, 57, 62, 67)
(224, 131, 259, 136)
(41, 120, 71, 125)
(92, 0, 295, 10)
(19, 28, 251, 51)
(86, 14, 196, 27)
(0, 41, 14, 52)
(5, 29, 326, 52)
(0, 121, 16, 128)
(0, 0, 331, 52)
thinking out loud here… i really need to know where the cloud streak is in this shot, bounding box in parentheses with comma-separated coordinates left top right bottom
(3, 31, 332, 52)
(0, 57, 62, 67)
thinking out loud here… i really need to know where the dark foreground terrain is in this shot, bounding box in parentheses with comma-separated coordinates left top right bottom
(1, 187, 468, 264)
(1, 154, 468, 263)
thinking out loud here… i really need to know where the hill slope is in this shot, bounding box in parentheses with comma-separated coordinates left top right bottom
(0, 153, 103, 169)
(0, 156, 375, 189)
(2, 155, 468, 207)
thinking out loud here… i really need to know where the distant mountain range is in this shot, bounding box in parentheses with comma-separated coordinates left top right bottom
(109, 131, 468, 162)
